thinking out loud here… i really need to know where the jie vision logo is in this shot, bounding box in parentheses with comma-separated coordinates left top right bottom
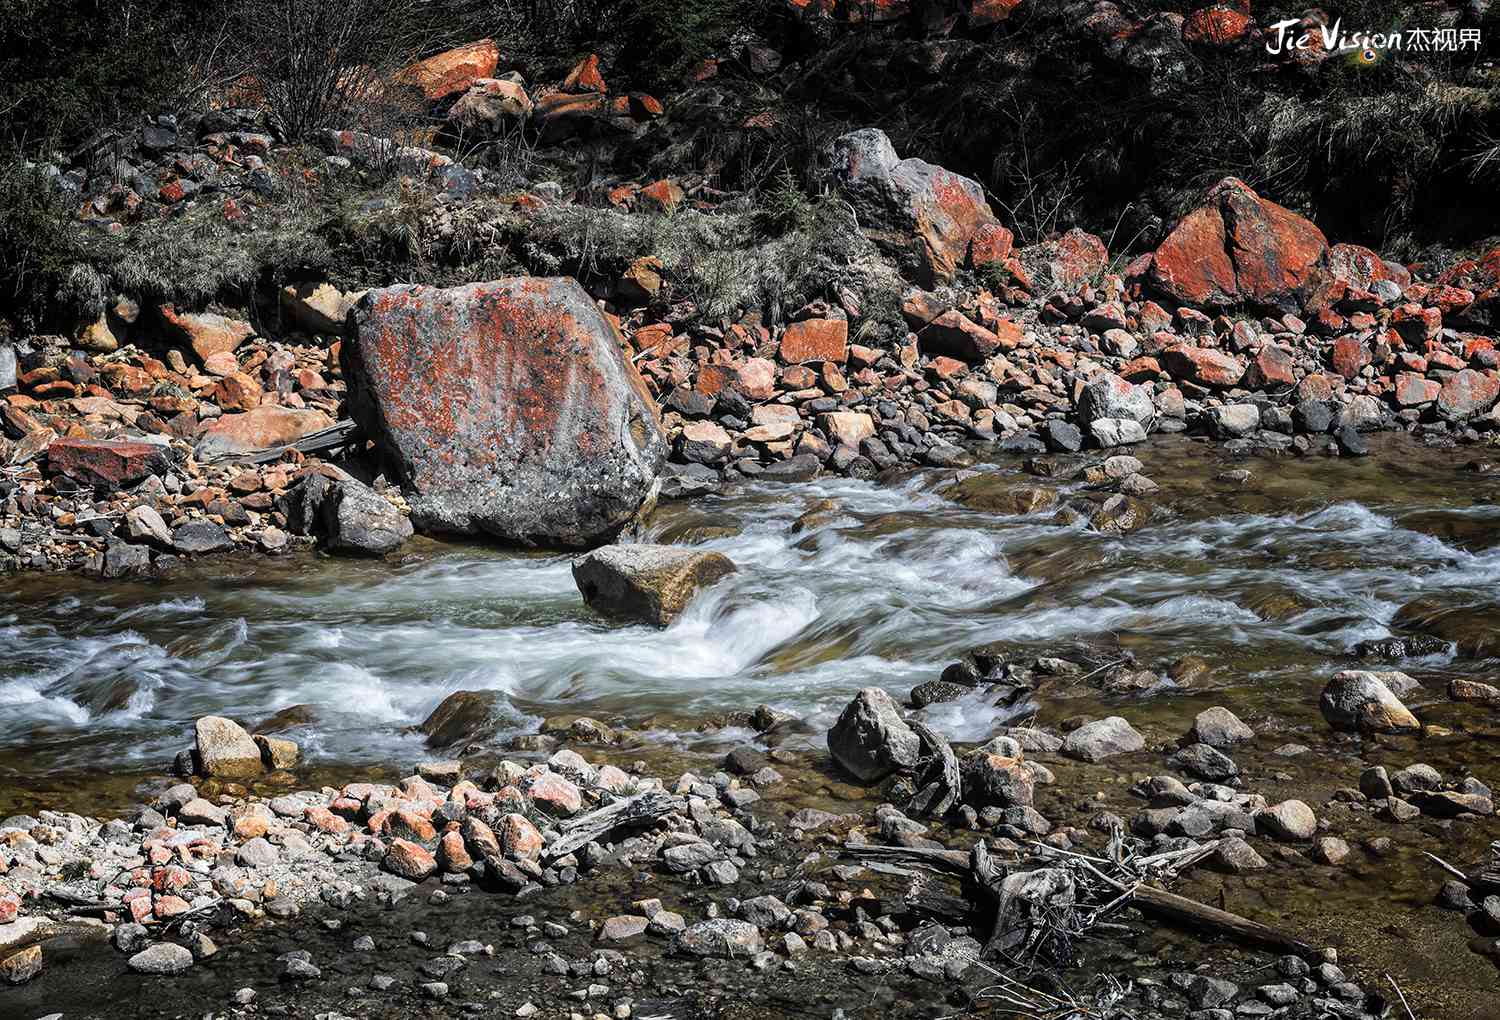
(1265, 18, 1483, 61)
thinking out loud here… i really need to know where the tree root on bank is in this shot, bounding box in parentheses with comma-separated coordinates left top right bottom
(843, 825, 1316, 977)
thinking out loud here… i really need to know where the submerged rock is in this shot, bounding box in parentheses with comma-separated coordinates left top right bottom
(827, 688, 920, 783)
(572, 544, 736, 627)
(1391, 598, 1500, 659)
(127, 942, 194, 975)
(1062, 716, 1144, 762)
(344, 278, 667, 548)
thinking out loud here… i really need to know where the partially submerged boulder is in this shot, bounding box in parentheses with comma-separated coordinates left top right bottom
(321, 478, 413, 557)
(194, 716, 263, 778)
(1319, 670, 1420, 733)
(572, 544, 736, 627)
(1061, 716, 1144, 762)
(825, 128, 1002, 285)
(827, 688, 920, 783)
(343, 278, 667, 548)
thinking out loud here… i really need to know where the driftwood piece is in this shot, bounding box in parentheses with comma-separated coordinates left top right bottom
(544, 791, 683, 862)
(908, 721, 961, 819)
(903, 877, 972, 925)
(199, 419, 359, 465)
(1129, 886, 1316, 956)
(842, 838, 1316, 957)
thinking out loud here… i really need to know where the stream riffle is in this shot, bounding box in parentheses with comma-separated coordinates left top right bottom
(2, 433, 1498, 806)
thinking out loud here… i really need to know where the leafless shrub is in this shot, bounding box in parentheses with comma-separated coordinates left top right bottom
(221, 0, 441, 141)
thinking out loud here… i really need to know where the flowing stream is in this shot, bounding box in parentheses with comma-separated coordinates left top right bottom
(3, 433, 1498, 811)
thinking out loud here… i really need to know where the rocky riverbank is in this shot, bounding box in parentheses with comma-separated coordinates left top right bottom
(2, 685, 1457, 1020)
(6, 62, 1500, 577)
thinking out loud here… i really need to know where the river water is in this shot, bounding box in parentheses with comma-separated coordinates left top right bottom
(4, 432, 1500, 1015)
(2, 433, 1499, 810)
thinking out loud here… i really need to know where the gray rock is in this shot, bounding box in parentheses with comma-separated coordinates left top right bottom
(114, 924, 150, 953)
(827, 688, 920, 782)
(1089, 418, 1148, 448)
(1319, 671, 1419, 733)
(236, 837, 279, 868)
(1358, 766, 1393, 799)
(1061, 716, 1144, 762)
(1209, 403, 1260, 438)
(1257, 799, 1317, 841)
(1179, 973, 1239, 1008)
(125, 505, 172, 545)
(128, 943, 194, 975)
(195, 715, 262, 778)
(344, 278, 667, 548)
(321, 478, 413, 556)
(1169, 743, 1239, 781)
(572, 544, 736, 627)
(1190, 706, 1254, 747)
(824, 127, 997, 285)
(0, 343, 15, 393)
(172, 521, 231, 555)
(1078, 372, 1155, 426)
(672, 919, 764, 958)
(102, 540, 151, 579)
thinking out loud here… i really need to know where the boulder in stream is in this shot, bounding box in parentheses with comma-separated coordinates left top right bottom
(343, 278, 667, 548)
(827, 688, 920, 783)
(572, 544, 736, 627)
(194, 715, 263, 778)
(1061, 716, 1145, 762)
(320, 478, 413, 557)
(1319, 670, 1419, 733)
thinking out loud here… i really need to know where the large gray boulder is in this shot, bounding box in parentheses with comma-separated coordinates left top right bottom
(827, 688, 920, 783)
(194, 715, 263, 778)
(1188, 706, 1254, 747)
(825, 128, 1001, 285)
(1319, 670, 1419, 733)
(1061, 716, 1145, 762)
(127, 942, 194, 974)
(0, 343, 15, 393)
(343, 279, 667, 548)
(321, 478, 413, 557)
(572, 544, 736, 627)
(1077, 372, 1154, 426)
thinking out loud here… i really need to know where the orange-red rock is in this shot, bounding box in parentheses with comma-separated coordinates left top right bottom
(1436, 368, 1500, 420)
(780, 319, 849, 364)
(1182, 5, 1252, 44)
(400, 40, 500, 101)
(1160, 346, 1246, 387)
(159, 305, 255, 363)
(1148, 177, 1327, 314)
(343, 279, 666, 547)
(969, 0, 1023, 27)
(47, 438, 169, 488)
(194, 405, 334, 461)
(562, 53, 606, 94)
(1329, 336, 1370, 380)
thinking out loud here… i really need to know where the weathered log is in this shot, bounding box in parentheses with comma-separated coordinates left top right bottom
(908, 721, 961, 819)
(903, 878, 972, 925)
(544, 790, 683, 862)
(1129, 885, 1316, 956)
(198, 419, 359, 465)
